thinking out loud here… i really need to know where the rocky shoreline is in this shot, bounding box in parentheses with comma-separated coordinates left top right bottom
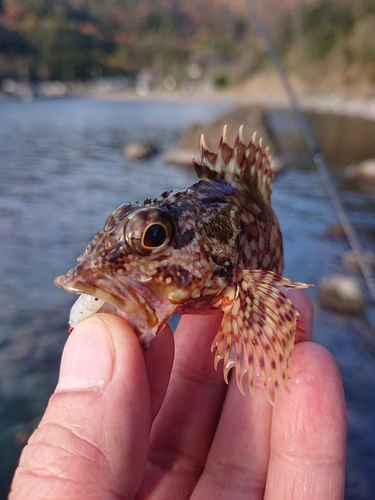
(91, 71, 375, 122)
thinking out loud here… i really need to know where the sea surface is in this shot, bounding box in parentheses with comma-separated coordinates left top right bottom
(0, 97, 374, 499)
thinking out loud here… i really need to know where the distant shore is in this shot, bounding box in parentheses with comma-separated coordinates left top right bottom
(3, 70, 375, 123)
(86, 71, 375, 123)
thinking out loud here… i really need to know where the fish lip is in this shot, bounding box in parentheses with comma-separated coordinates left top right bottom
(55, 267, 159, 333)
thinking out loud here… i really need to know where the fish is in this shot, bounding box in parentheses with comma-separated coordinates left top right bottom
(55, 126, 310, 402)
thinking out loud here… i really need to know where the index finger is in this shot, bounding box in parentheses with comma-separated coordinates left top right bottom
(137, 311, 228, 499)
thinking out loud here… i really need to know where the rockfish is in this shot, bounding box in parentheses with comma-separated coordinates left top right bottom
(55, 126, 309, 401)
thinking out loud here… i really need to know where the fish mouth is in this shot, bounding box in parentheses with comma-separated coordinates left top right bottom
(55, 265, 173, 345)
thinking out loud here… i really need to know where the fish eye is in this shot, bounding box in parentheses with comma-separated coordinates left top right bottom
(142, 223, 167, 249)
(125, 207, 177, 256)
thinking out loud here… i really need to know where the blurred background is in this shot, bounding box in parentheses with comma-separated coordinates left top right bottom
(1, 0, 375, 498)
(1, 0, 375, 97)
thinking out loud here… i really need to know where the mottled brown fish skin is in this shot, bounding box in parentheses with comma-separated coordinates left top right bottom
(55, 126, 309, 402)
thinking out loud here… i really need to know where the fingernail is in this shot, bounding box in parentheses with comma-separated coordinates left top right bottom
(55, 317, 115, 392)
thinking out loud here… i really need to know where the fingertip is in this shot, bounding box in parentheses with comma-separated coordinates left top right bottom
(55, 315, 115, 392)
(290, 342, 343, 395)
(93, 313, 147, 385)
(287, 289, 314, 343)
(56, 313, 147, 393)
(282, 342, 346, 453)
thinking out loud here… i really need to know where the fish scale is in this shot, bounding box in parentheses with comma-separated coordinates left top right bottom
(55, 126, 310, 403)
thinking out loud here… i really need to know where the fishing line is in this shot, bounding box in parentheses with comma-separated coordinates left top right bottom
(245, 0, 375, 306)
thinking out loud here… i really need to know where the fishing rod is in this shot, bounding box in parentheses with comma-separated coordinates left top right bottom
(245, 0, 375, 306)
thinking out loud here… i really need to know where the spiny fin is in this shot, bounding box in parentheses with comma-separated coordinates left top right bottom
(191, 125, 274, 203)
(211, 269, 311, 403)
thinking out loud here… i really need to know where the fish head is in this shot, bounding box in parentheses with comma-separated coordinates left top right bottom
(55, 188, 241, 345)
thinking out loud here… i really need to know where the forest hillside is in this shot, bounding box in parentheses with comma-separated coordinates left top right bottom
(1, 0, 375, 94)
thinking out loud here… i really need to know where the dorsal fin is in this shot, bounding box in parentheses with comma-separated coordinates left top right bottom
(191, 125, 274, 202)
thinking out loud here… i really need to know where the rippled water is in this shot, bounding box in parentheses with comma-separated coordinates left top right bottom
(0, 97, 374, 498)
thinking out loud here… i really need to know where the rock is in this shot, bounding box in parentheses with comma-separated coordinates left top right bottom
(318, 274, 366, 314)
(164, 104, 286, 172)
(327, 223, 346, 238)
(342, 250, 375, 272)
(176, 105, 272, 153)
(164, 148, 197, 167)
(164, 148, 285, 173)
(123, 141, 158, 160)
(345, 158, 375, 185)
(270, 156, 286, 174)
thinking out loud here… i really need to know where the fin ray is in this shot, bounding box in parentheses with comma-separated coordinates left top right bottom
(211, 269, 311, 402)
(192, 126, 274, 202)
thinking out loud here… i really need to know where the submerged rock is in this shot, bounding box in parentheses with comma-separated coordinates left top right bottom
(164, 147, 285, 173)
(124, 141, 158, 160)
(342, 250, 375, 272)
(164, 148, 196, 167)
(318, 274, 366, 314)
(269, 156, 286, 174)
(164, 105, 286, 172)
(177, 105, 271, 150)
(327, 223, 346, 238)
(345, 158, 375, 186)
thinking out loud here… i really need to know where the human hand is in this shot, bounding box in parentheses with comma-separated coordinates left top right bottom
(10, 290, 346, 499)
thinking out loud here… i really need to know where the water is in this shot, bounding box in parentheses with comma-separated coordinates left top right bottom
(0, 97, 374, 498)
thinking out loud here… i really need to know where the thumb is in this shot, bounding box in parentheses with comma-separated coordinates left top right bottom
(10, 314, 162, 500)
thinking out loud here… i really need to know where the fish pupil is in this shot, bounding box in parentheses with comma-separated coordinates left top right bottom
(143, 223, 167, 248)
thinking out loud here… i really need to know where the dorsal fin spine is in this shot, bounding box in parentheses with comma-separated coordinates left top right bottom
(219, 125, 228, 148)
(193, 125, 273, 202)
(217, 127, 225, 174)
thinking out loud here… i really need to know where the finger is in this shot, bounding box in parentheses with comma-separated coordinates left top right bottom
(191, 376, 273, 500)
(286, 289, 314, 343)
(137, 312, 227, 499)
(10, 314, 153, 500)
(265, 342, 346, 500)
(144, 324, 174, 421)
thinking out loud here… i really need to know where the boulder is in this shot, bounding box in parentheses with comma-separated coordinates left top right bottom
(164, 148, 285, 173)
(270, 156, 286, 174)
(327, 223, 346, 238)
(345, 158, 375, 185)
(318, 274, 366, 314)
(164, 148, 197, 167)
(165, 104, 278, 169)
(123, 141, 158, 160)
(342, 250, 375, 272)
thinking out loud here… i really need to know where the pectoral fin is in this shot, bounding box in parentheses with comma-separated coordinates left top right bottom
(211, 269, 311, 403)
